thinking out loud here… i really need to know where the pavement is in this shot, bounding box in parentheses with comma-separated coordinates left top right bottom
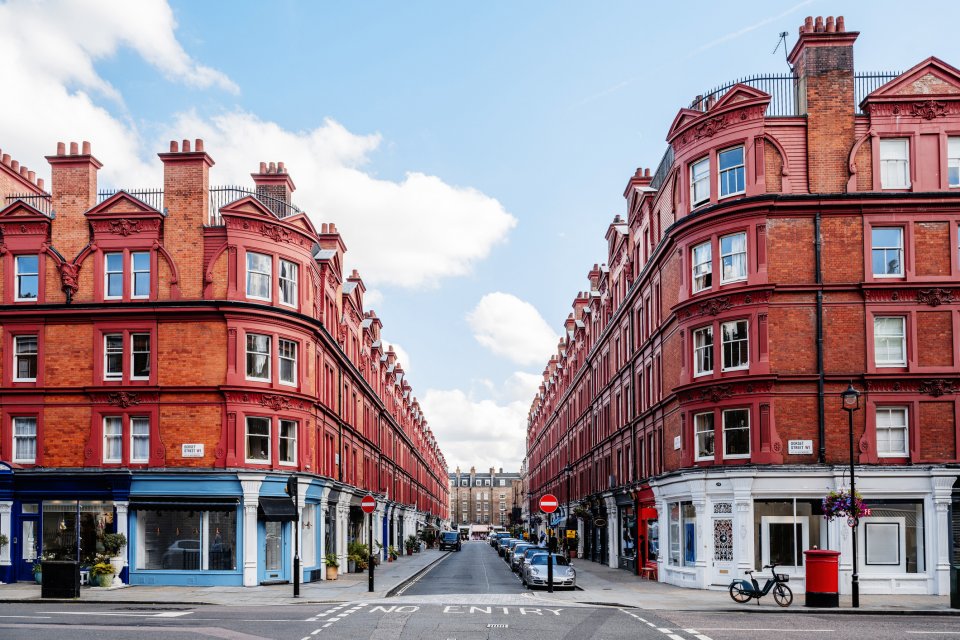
(1, 542, 956, 616)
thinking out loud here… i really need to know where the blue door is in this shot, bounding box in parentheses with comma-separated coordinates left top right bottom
(258, 521, 288, 583)
(16, 505, 40, 582)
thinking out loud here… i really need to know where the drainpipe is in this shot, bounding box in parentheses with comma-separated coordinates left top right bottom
(337, 368, 344, 483)
(815, 211, 826, 464)
(628, 300, 640, 576)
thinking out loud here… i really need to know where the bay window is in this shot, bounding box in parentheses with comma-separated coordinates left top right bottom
(279, 338, 297, 385)
(692, 241, 712, 293)
(690, 157, 710, 207)
(246, 251, 272, 300)
(694, 412, 714, 461)
(722, 408, 750, 458)
(721, 320, 749, 371)
(720, 232, 747, 283)
(693, 326, 713, 376)
(718, 146, 745, 197)
(246, 334, 271, 381)
(279, 259, 298, 307)
(246, 416, 271, 462)
(279, 419, 297, 464)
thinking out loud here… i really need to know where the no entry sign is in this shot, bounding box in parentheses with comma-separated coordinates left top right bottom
(539, 494, 559, 514)
(361, 494, 376, 514)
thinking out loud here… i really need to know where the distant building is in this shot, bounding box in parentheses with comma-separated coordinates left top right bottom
(448, 466, 521, 528)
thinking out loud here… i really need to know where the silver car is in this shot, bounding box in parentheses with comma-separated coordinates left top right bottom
(521, 553, 576, 589)
(517, 545, 545, 573)
(510, 543, 533, 572)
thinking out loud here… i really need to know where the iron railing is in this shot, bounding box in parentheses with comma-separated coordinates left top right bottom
(854, 71, 901, 113)
(97, 188, 165, 212)
(4, 193, 53, 216)
(690, 73, 799, 117)
(649, 146, 675, 192)
(208, 186, 303, 226)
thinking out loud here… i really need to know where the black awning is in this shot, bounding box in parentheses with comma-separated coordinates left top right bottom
(326, 489, 341, 503)
(258, 496, 298, 522)
(129, 496, 239, 512)
(615, 493, 635, 507)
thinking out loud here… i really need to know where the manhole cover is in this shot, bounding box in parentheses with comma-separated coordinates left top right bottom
(487, 623, 508, 629)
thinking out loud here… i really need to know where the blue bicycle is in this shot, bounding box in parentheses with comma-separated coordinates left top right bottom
(728, 564, 793, 607)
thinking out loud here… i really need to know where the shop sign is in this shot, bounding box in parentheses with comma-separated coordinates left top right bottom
(673, 436, 681, 450)
(566, 529, 576, 539)
(182, 443, 204, 457)
(787, 440, 813, 455)
(593, 518, 607, 527)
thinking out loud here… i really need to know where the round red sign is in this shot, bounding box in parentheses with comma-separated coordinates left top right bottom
(539, 494, 559, 514)
(361, 494, 376, 514)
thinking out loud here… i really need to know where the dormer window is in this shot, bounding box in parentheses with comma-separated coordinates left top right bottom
(718, 146, 745, 198)
(246, 252, 272, 301)
(690, 157, 710, 207)
(880, 138, 910, 189)
(15, 255, 39, 301)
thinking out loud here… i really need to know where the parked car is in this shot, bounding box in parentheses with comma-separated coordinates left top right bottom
(521, 553, 576, 589)
(438, 531, 462, 552)
(492, 533, 510, 549)
(497, 538, 516, 557)
(503, 538, 525, 563)
(518, 545, 546, 573)
(510, 543, 533, 571)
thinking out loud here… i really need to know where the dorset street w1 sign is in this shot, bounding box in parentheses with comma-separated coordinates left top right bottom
(539, 494, 559, 514)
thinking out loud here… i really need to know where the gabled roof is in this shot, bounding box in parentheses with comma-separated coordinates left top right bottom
(85, 190, 162, 219)
(863, 57, 960, 105)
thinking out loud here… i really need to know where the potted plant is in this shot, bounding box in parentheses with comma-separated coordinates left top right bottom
(567, 534, 580, 558)
(32, 559, 42, 584)
(347, 541, 369, 573)
(91, 560, 115, 588)
(323, 553, 339, 580)
(388, 546, 399, 561)
(404, 535, 417, 556)
(572, 504, 590, 520)
(100, 532, 126, 580)
(0, 533, 8, 553)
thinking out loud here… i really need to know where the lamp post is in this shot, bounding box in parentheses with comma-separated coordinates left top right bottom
(841, 383, 861, 609)
(563, 464, 572, 559)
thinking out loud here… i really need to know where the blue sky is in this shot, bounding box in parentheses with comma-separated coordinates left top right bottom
(2, 0, 958, 471)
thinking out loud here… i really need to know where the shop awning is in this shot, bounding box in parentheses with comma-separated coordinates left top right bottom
(615, 493, 634, 507)
(550, 516, 564, 527)
(258, 496, 298, 522)
(129, 496, 239, 512)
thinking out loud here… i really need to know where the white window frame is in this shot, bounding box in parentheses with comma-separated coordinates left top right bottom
(692, 241, 712, 293)
(721, 319, 749, 372)
(245, 251, 272, 301)
(279, 419, 297, 465)
(245, 416, 271, 463)
(104, 333, 123, 380)
(13, 334, 38, 382)
(871, 227, 904, 277)
(719, 232, 747, 284)
(690, 157, 710, 207)
(880, 138, 910, 189)
(104, 252, 124, 299)
(245, 333, 272, 382)
(130, 333, 151, 380)
(279, 259, 298, 307)
(103, 416, 123, 463)
(874, 316, 907, 367)
(949, 137, 960, 188)
(760, 515, 810, 569)
(278, 338, 297, 386)
(694, 412, 714, 461)
(875, 406, 908, 457)
(13, 416, 37, 463)
(131, 251, 151, 299)
(693, 326, 713, 377)
(718, 146, 745, 198)
(722, 408, 751, 459)
(130, 416, 150, 463)
(14, 254, 39, 301)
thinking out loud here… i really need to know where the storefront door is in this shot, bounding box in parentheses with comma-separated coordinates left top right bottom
(259, 521, 288, 583)
(710, 515, 734, 586)
(16, 505, 39, 582)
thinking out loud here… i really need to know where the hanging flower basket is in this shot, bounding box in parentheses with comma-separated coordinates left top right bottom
(822, 489, 871, 524)
(572, 505, 590, 520)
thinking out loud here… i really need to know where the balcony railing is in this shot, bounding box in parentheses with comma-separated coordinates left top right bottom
(690, 73, 799, 117)
(4, 193, 54, 216)
(98, 188, 165, 212)
(208, 186, 303, 226)
(649, 146, 675, 192)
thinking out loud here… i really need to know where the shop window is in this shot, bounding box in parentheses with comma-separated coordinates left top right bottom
(13, 334, 38, 382)
(880, 138, 910, 189)
(871, 227, 903, 277)
(246, 251, 272, 301)
(874, 316, 906, 367)
(668, 501, 696, 566)
(13, 416, 37, 463)
(693, 326, 713, 376)
(875, 407, 908, 457)
(859, 501, 924, 573)
(620, 505, 637, 562)
(136, 508, 237, 571)
(15, 255, 39, 301)
(722, 408, 750, 458)
(42, 501, 113, 564)
(721, 320, 749, 371)
(694, 412, 714, 461)
(720, 232, 747, 283)
(754, 499, 826, 569)
(718, 146, 745, 197)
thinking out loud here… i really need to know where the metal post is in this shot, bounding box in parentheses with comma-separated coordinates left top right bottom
(293, 522, 300, 598)
(566, 469, 572, 560)
(547, 550, 554, 593)
(849, 409, 859, 608)
(368, 512, 375, 593)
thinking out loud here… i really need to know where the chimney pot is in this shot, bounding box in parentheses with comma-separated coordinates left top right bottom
(815, 16, 824, 32)
(644, 167, 651, 177)
(57, 142, 66, 155)
(268, 161, 276, 173)
(69, 142, 79, 155)
(804, 16, 813, 32)
(195, 138, 204, 152)
(19, 165, 28, 177)
(181, 139, 191, 153)
(170, 140, 179, 152)
(826, 16, 835, 32)
(81, 141, 91, 155)
(11, 160, 19, 172)
(278, 161, 285, 172)
(259, 161, 267, 174)
(28, 170, 36, 183)
(836, 16, 845, 31)
(1, 154, 9, 166)
(37, 178, 44, 191)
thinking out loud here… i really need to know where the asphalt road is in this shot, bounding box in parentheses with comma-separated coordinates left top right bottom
(397, 537, 527, 595)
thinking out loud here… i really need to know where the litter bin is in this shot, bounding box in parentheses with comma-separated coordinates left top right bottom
(804, 549, 840, 608)
(951, 565, 959, 610)
(41, 561, 80, 598)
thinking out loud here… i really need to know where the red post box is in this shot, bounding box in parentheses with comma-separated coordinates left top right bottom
(804, 549, 840, 607)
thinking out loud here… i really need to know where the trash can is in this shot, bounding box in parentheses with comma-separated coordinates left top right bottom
(803, 549, 840, 608)
(41, 561, 80, 598)
(951, 565, 959, 610)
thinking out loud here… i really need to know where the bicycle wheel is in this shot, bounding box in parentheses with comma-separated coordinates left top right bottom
(773, 583, 793, 607)
(729, 583, 751, 603)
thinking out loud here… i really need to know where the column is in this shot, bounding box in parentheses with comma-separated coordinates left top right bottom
(604, 496, 618, 568)
(931, 472, 955, 595)
(692, 497, 708, 588)
(114, 502, 129, 585)
(336, 503, 349, 574)
(239, 474, 264, 587)
(374, 506, 385, 559)
(730, 473, 755, 577)
(0, 502, 11, 570)
(318, 487, 330, 580)
(294, 479, 307, 584)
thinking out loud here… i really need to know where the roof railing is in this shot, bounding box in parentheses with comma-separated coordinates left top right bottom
(4, 193, 54, 217)
(97, 188, 165, 213)
(208, 185, 303, 226)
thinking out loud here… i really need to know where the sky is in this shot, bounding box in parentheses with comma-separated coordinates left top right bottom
(2, 0, 958, 473)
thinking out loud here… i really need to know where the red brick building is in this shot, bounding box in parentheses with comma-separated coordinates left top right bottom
(0, 139, 448, 585)
(526, 15, 960, 596)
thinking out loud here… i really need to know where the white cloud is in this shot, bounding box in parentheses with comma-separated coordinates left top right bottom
(384, 340, 412, 377)
(363, 288, 384, 308)
(421, 372, 541, 472)
(466, 292, 560, 366)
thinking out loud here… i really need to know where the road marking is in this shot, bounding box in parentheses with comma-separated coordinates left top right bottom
(38, 611, 193, 618)
(0, 616, 52, 619)
(906, 633, 960, 635)
(393, 550, 454, 596)
(696, 629, 834, 633)
(684, 629, 714, 640)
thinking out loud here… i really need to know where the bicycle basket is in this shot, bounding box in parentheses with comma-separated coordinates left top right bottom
(776, 573, 789, 582)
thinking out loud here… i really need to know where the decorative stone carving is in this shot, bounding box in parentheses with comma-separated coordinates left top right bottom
(260, 222, 291, 243)
(108, 391, 140, 408)
(917, 288, 953, 307)
(919, 379, 958, 397)
(713, 502, 732, 514)
(699, 296, 731, 316)
(700, 385, 732, 403)
(714, 519, 733, 562)
(259, 394, 292, 411)
(109, 219, 142, 236)
(59, 261, 80, 303)
(910, 100, 947, 120)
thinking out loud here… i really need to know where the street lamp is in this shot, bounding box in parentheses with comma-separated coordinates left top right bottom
(563, 464, 572, 559)
(841, 382, 861, 609)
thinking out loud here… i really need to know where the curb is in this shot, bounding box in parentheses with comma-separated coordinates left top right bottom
(0, 598, 213, 606)
(386, 552, 451, 598)
(690, 606, 960, 616)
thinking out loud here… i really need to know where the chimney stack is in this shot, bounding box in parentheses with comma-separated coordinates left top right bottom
(47, 140, 102, 259)
(158, 138, 214, 298)
(252, 160, 296, 210)
(788, 15, 858, 193)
